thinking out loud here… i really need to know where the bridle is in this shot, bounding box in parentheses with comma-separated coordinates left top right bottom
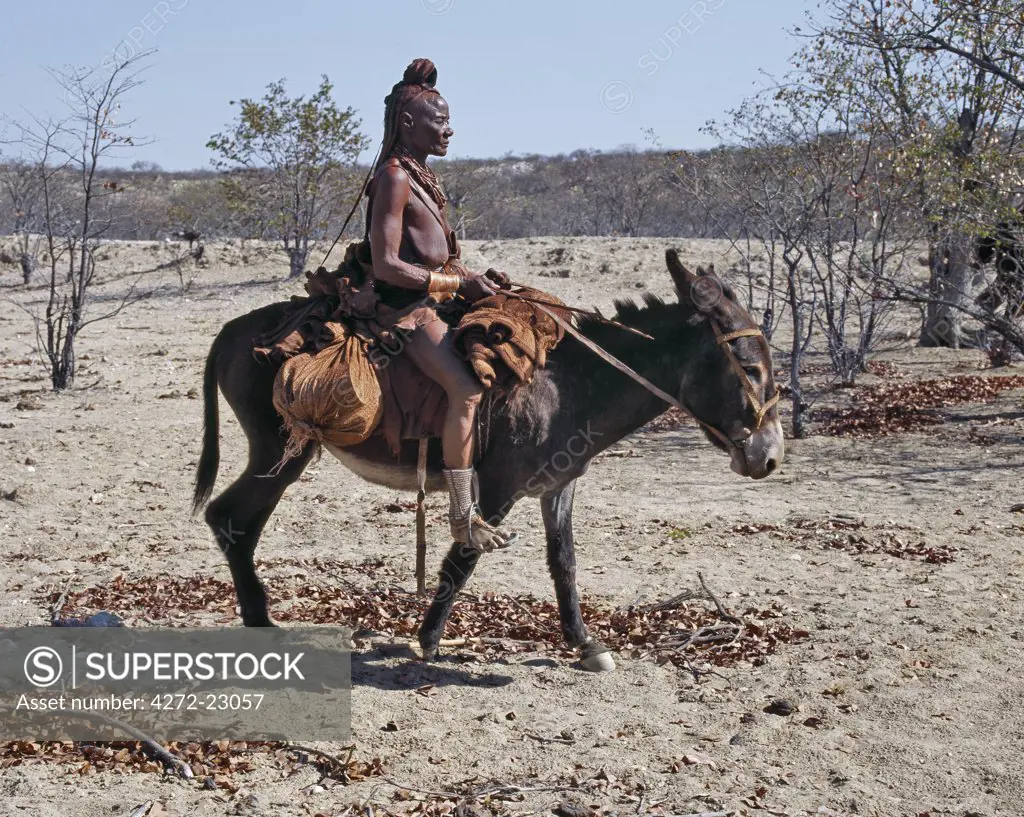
(521, 297, 780, 451)
(706, 323, 781, 447)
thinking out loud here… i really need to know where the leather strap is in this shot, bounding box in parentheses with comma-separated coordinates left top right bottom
(503, 290, 655, 341)
(711, 324, 780, 427)
(520, 296, 737, 449)
(415, 437, 428, 595)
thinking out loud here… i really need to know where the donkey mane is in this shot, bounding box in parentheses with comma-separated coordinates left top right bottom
(578, 292, 671, 331)
(573, 291, 707, 354)
(498, 291, 701, 436)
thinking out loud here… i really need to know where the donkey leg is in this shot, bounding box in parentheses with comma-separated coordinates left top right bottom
(417, 540, 480, 660)
(417, 476, 516, 659)
(205, 445, 314, 627)
(541, 480, 615, 672)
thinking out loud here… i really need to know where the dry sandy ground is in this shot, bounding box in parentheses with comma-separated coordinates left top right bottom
(1, 237, 1023, 817)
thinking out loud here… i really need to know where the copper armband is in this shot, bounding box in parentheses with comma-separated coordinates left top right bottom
(427, 270, 461, 303)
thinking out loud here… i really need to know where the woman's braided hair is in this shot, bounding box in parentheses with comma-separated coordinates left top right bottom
(378, 58, 440, 170)
(369, 58, 447, 210)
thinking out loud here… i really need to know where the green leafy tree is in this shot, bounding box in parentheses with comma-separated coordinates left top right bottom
(207, 76, 369, 278)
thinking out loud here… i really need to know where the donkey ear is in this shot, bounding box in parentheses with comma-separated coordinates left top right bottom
(666, 248, 698, 300)
(668, 250, 725, 313)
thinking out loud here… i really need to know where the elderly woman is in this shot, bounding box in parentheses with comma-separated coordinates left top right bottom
(364, 59, 518, 553)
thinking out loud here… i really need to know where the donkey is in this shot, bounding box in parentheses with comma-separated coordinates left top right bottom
(192, 250, 785, 671)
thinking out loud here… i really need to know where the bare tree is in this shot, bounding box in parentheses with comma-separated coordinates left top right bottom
(880, 0, 1024, 99)
(690, 70, 925, 432)
(0, 159, 45, 283)
(11, 52, 153, 390)
(793, 117, 921, 386)
(699, 97, 822, 437)
(809, 0, 1024, 347)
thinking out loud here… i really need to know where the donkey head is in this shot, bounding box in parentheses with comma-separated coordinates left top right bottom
(665, 248, 784, 479)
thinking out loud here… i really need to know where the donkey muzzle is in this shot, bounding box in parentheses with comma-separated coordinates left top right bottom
(729, 417, 785, 480)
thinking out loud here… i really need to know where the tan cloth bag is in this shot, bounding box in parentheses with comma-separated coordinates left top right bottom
(272, 322, 383, 464)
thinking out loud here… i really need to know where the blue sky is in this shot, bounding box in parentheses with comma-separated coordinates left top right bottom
(0, 0, 813, 169)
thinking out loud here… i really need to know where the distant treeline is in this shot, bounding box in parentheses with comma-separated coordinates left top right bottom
(0, 148, 734, 244)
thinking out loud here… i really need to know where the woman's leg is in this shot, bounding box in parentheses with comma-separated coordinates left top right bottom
(401, 316, 481, 469)
(401, 315, 518, 552)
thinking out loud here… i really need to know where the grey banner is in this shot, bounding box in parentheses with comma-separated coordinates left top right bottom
(0, 628, 351, 741)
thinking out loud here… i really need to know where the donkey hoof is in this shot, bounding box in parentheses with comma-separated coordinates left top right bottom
(416, 638, 438, 662)
(579, 640, 616, 672)
(242, 616, 276, 628)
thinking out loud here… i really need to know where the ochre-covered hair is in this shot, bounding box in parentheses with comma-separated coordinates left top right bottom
(379, 58, 441, 165)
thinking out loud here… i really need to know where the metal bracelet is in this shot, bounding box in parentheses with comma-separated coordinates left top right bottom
(427, 270, 461, 302)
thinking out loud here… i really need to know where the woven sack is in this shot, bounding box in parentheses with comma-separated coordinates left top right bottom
(272, 322, 382, 464)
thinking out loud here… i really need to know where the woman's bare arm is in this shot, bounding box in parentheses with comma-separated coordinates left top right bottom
(368, 164, 497, 301)
(368, 166, 433, 289)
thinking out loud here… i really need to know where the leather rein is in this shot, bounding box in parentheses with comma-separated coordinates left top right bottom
(507, 291, 780, 450)
(318, 160, 779, 447)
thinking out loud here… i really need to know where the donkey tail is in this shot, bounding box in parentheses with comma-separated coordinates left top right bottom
(192, 342, 221, 514)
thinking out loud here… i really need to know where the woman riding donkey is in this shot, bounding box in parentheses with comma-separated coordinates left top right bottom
(362, 58, 518, 554)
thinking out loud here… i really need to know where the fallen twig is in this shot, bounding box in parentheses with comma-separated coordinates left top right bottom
(49, 577, 72, 624)
(662, 811, 734, 817)
(379, 775, 465, 799)
(697, 572, 742, 626)
(378, 774, 593, 802)
(635, 589, 700, 612)
(105, 719, 193, 779)
(635, 574, 747, 683)
(90, 714, 193, 778)
(660, 623, 740, 649)
(286, 742, 356, 780)
(0, 701, 192, 778)
(522, 731, 575, 745)
(474, 781, 586, 797)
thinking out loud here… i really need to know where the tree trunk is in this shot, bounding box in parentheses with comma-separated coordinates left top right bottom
(921, 107, 979, 349)
(920, 234, 973, 347)
(790, 355, 806, 439)
(786, 260, 808, 439)
(51, 329, 75, 390)
(287, 247, 306, 279)
(20, 252, 35, 284)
